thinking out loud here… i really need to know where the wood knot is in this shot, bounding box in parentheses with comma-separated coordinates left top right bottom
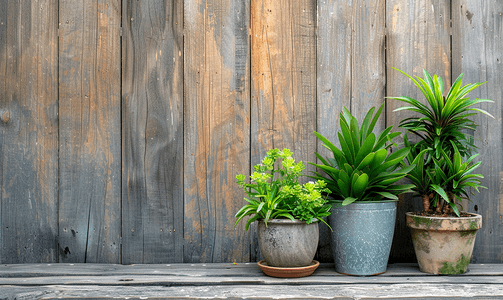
(1, 111, 9, 123)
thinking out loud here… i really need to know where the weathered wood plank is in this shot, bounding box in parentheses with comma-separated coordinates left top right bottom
(58, 0, 121, 264)
(4, 274, 503, 286)
(316, 0, 352, 263)
(2, 263, 503, 278)
(251, 0, 317, 166)
(0, 0, 58, 263)
(0, 0, 6, 265)
(183, 0, 251, 263)
(316, 0, 386, 263)
(250, 0, 317, 261)
(3, 264, 503, 299)
(385, 0, 451, 263)
(122, 0, 184, 264)
(452, 0, 503, 263)
(351, 0, 386, 127)
(4, 284, 502, 300)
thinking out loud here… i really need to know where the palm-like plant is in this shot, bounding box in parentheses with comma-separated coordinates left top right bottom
(401, 134, 432, 211)
(390, 68, 493, 159)
(310, 103, 415, 206)
(390, 68, 493, 215)
(428, 142, 485, 216)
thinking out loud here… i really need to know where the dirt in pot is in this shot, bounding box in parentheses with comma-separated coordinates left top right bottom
(411, 211, 472, 218)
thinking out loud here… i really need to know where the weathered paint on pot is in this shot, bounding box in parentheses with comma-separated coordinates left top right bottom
(330, 201, 397, 276)
(258, 219, 319, 267)
(406, 212, 482, 274)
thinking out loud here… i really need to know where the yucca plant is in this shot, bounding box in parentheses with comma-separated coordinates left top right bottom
(389, 68, 493, 159)
(310, 103, 415, 206)
(390, 68, 493, 215)
(428, 142, 485, 216)
(401, 134, 432, 211)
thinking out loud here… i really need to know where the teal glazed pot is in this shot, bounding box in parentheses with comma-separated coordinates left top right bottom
(330, 200, 397, 276)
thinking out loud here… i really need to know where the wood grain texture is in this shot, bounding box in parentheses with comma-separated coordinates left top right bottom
(316, 0, 386, 262)
(122, 0, 184, 264)
(250, 0, 317, 261)
(0, 0, 6, 264)
(0, 0, 59, 263)
(2, 262, 503, 277)
(184, 0, 251, 263)
(452, 0, 503, 263)
(385, 0, 451, 263)
(58, 0, 121, 264)
(251, 0, 317, 165)
(3, 284, 503, 300)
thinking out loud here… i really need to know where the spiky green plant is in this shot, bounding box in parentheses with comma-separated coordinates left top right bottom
(390, 68, 493, 215)
(401, 134, 432, 211)
(310, 103, 415, 206)
(428, 142, 485, 216)
(389, 68, 493, 160)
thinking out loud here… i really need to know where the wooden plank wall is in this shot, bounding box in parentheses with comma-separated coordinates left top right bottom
(0, 0, 501, 264)
(452, 0, 503, 263)
(183, 0, 250, 263)
(0, 0, 59, 263)
(121, 0, 184, 264)
(58, 0, 121, 264)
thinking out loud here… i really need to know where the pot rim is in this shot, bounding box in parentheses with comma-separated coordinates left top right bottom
(405, 211, 481, 220)
(257, 218, 318, 224)
(331, 199, 399, 204)
(405, 211, 482, 231)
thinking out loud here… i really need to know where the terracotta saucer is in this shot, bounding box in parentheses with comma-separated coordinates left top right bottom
(257, 260, 320, 278)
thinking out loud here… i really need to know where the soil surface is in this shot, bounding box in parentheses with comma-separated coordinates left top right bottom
(411, 211, 472, 218)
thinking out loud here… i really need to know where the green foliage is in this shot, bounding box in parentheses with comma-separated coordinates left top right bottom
(401, 134, 432, 198)
(428, 142, 485, 216)
(235, 148, 332, 231)
(390, 68, 492, 216)
(310, 103, 415, 206)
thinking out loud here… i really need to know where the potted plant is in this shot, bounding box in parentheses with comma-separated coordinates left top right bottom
(389, 68, 493, 274)
(310, 104, 414, 276)
(234, 148, 332, 277)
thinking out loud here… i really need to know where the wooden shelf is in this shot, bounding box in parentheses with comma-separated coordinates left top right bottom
(1, 263, 503, 299)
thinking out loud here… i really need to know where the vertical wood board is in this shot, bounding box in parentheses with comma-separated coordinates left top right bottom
(122, 0, 184, 264)
(251, 0, 317, 165)
(0, 0, 59, 263)
(385, 0, 451, 263)
(316, 0, 386, 262)
(0, 0, 6, 264)
(250, 0, 317, 261)
(316, 0, 352, 263)
(351, 0, 386, 127)
(58, 0, 122, 263)
(184, 0, 251, 263)
(452, 0, 503, 263)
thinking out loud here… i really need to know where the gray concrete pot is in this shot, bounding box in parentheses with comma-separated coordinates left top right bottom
(330, 200, 397, 276)
(257, 219, 319, 267)
(406, 212, 482, 274)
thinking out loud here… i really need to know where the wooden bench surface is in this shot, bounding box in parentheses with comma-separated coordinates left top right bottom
(1, 263, 503, 299)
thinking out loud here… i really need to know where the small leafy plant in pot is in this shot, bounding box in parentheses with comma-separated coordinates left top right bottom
(235, 148, 332, 277)
(310, 104, 414, 276)
(389, 68, 494, 274)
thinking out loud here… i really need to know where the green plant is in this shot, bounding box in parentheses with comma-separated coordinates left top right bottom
(234, 148, 332, 231)
(401, 134, 432, 211)
(390, 68, 493, 215)
(310, 103, 415, 206)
